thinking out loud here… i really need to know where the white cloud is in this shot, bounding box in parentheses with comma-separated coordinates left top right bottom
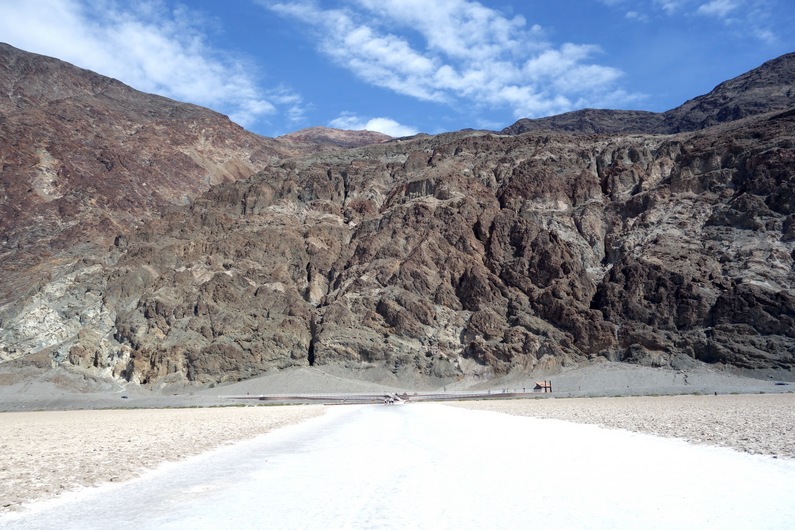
(654, 0, 684, 15)
(692, 0, 780, 43)
(267, 0, 630, 119)
(0, 0, 303, 131)
(599, 0, 669, 17)
(625, 11, 649, 21)
(268, 2, 444, 102)
(752, 28, 776, 44)
(330, 114, 419, 137)
(601, 0, 779, 42)
(697, 0, 739, 18)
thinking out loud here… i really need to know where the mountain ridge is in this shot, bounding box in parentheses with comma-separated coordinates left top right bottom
(0, 43, 391, 308)
(502, 52, 795, 135)
(1, 44, 793, 386)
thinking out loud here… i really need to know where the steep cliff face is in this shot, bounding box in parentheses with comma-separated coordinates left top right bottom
(0, 43, 290, 308)
(591, 112, 795, 370)
(10, 109, 792, 385)
(2, 45, 794, 385)
(0, 44, 387, 369)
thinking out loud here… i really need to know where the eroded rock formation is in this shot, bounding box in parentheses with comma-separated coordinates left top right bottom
(1, 44, 793, 385)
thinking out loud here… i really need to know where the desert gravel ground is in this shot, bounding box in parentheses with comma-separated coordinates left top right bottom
(451, 393, 795, 459)
(2, 363, 793, 514)
(0, 405, 324, 512)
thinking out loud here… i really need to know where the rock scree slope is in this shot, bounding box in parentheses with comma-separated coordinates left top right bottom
(1, 44, 793, 386)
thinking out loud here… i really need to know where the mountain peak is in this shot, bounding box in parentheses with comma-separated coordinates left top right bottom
(278, 126, 392, 148)
(502, 52, 795, 136)
(0, 43, 286, 306)
(660, 52, 795, 132)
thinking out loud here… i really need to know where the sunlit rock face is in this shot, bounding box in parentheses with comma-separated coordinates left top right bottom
(1, 44, 793, 385)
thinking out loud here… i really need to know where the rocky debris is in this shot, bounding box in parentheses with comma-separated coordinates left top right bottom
(1, 45, 794, 386)
(503, 53, 795, 135)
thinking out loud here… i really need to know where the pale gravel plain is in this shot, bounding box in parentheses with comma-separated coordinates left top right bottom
(2, 363, 793, 513)
(0, 405, 325, 512)
(451, 394, 795, 459)
(4, 395, 793, 514)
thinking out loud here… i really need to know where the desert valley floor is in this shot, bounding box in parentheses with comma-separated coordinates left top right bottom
(1, 386, 794, 529)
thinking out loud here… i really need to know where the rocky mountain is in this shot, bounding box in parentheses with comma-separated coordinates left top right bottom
(503, 53, 795, 135)
(1, 45, 793, 386)
(0, 43, 388, 310)
(277, 127, 392, 149)
(501, 109, 664, 135)
(0, 42, 289, 310)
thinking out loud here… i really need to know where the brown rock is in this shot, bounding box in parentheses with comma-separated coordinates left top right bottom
(2, 45, 794, 385)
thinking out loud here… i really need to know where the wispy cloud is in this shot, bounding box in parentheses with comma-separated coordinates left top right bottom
(693, 0, 779, 37)
(265, 0, 635, 119)
(654, 0, 685, 15)
(598, 0, 784, 46)
(601, 0, 781, 41)
(696, 0, 740, 18)
(0, 0, 304, 130)
(624, 11, 650, 21)
(330, 113, 419, 136)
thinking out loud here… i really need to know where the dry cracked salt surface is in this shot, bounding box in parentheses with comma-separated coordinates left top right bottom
(450, 393, 795, 459)
(0, 405, 325, 512)
(2, 392, 794, 516)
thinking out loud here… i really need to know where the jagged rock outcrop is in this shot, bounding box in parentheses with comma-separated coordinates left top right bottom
(1, 45, 794, 385)
(10, 109, 793, 385)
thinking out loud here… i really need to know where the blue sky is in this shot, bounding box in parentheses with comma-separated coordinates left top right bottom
(1, 1, 793, 137)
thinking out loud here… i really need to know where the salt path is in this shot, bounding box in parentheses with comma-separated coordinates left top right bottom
(3, 404, 794, 530)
